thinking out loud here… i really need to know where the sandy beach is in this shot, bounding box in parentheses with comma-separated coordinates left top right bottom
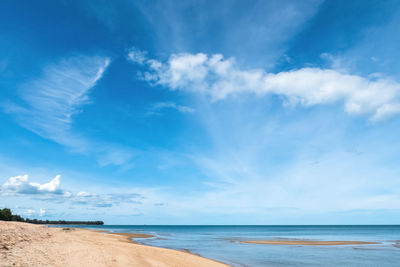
(241, 240, 380, 246)
(0, 221, 229, 267)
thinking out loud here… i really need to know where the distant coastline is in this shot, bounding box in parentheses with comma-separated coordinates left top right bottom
(26, 219, 104, 225)
(0, 208, 103, 225)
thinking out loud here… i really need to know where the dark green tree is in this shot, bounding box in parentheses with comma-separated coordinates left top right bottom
(0, 208, 12, 221)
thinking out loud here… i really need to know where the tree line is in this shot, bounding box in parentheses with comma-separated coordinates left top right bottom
(0, 208, 103, 225)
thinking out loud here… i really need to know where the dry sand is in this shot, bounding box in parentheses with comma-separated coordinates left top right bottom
(241, 240, 380, 246)
(0, 221, 230, 267)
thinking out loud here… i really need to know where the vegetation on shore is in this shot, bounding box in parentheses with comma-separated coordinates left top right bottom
(0, 208, 103, 225)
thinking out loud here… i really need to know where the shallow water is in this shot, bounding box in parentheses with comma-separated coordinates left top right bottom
(60, 225, 400, 266)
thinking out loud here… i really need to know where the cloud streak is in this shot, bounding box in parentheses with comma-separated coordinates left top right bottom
(133, 0, 322, 67)
(2, 55, 136, 166)
(129, 51, 400, 121)
(72, 191, 142, 207)
(6, 55, 110, 143)
(147, 102, 195, 115)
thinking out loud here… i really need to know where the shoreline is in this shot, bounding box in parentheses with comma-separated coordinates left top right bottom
(102, 231, 155, 241)
(107, 231, 229, 265)
(0, 221, 230, 266)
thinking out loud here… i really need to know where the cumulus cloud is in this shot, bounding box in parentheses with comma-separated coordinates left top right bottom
(1, 174, 62, 195)
(1, 173, 143, 208)
(128, 50, 400, 121)
(147, 102, 195, 115)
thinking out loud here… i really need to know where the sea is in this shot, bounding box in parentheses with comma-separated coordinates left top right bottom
(58, 225, 400, 266)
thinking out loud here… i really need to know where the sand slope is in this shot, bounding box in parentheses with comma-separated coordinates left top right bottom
(0, 221, 229, 267)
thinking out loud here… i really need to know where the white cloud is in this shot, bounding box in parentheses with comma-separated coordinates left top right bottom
(24, 209, 35, 216)
(96, 147, 136, 167)
(1, 174, 62, 195)
(129, 51, 400, 121)
(148, 102, 195, 115)
(127, 47, 148, 64)
(39, 208, 46, 216)
(76, 191, 91, 197)
(36, 175, 60, 192)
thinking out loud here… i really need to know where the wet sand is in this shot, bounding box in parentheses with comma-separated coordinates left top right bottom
(108, 232, 154, 239)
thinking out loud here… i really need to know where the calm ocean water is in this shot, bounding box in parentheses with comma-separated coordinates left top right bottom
(61, 225, 400, 266)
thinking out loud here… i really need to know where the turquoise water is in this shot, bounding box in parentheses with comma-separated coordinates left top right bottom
(61, 225, 400, 266)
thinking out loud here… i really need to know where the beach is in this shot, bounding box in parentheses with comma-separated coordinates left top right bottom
(0, 221, 229, 267)
(1, 223, 399, 266)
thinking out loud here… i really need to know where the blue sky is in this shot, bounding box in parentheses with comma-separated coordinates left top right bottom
(1, 0, 400, 224)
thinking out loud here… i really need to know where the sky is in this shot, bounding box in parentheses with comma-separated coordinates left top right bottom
(1, 0, 400, 224)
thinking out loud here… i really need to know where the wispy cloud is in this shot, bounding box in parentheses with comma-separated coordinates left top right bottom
(147, 102, 195, 115)
(2, 55, 136, 166)
(140, 149, 400, 222)
(8, 55, 110, 142)
(72, 191, 142, 207)
(134, 0, 322, 67)
(127, 47, 148, 64)
(128, 50, 400, 121)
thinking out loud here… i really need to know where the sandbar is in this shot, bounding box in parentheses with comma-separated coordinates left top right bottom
(241, 240, 380, 245)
